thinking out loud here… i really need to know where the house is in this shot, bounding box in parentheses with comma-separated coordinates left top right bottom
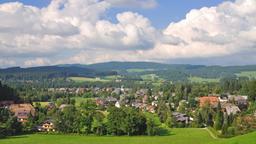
(222, 103, 240, 115)
(95, 98, 105, 106)
(115, 101, 121, 108)
(105, 97, 118, 104)
(9, 104, 35, 123)
(151, 101, 158, 107)
(0, 101, 14, 108)
(132, 102, 146, 110)
(106, 87, 113, 92)
(142, 95, 148, 104)
(37, 119, 55, 132)
(228, 95, 248, 109)
(218, 94, 228, 103)
(75, 88, 85, 94)
(136, 89, 148, 97)
(199, 96, 219, 108)
(153, 95, 159, 101)
(112, 88, 121, 95)
(172, 112, 191, 124)
(132, 102, 142, 109)
(46, 102, 56, 110)
(93, 87, 100, 94)
(146, 105, 156, 113)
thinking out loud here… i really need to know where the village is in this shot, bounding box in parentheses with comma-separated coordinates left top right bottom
(0, 85, 252, 133)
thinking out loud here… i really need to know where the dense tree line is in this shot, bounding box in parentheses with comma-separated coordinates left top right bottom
(0, 82, 19, 101)
(0, 108, 23, 138)
(53, 105, 160, 136)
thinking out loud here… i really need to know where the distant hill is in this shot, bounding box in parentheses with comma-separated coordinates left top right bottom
(0, 66, 117, 80)
(87, 62, 256, 81)
(1, 62, 256, 82)
(86, 61, 173, 71)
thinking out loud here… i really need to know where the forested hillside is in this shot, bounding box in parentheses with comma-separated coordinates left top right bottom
(0, 66, 117, 81)
(1, 62, 256, 82)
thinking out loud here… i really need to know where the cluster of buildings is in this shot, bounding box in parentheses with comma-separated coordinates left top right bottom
(95, 88, 160, 113)
(0, 86, 252, 132)
(0, 101, 36, 123)
(47, 87, 131, 95)
(199, 94, 248, 115)
(48, 87, 87, 94)
(9, 103, 36, 123)
(0, 101, 55, 132)
(172, 112, 192, 124)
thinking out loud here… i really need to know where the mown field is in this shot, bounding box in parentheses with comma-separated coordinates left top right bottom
(236, 71, 256, 79)
(189, 76, 220, 83)
(126, 68, 156, 73)
(1, 128, 255, 144)
(68, 77, 110, 83)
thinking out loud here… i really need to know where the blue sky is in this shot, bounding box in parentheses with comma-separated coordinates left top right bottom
(0, 0, 231, 28)
(107, 0, 232, 28)
(0, 0, 51, 7)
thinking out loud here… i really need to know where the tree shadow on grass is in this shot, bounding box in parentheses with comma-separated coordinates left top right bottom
(157, 128, 175, 136)
(2, 135, 29, 140)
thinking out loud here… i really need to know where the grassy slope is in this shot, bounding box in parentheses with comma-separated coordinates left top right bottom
(210, 131, 256, 144)
(0, 129, 216, 144)
(1, 129, 255, 144)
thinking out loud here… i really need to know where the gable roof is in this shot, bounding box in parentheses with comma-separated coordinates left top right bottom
(199, 96, 219, 107)
(9, 104, 35, 118)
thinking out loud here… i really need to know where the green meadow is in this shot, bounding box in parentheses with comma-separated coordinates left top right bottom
(127, 68, 155, 73)
(1, 128, 255, 144)
(189, 76, 220, 83)
(32, 102, 50, 107)
(68, 77, 110, 83)
(236, 71, 256, 79)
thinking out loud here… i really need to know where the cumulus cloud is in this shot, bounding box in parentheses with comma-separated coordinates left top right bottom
(0, 0, 157, 59)
(0, 0, 256, 67)
(0, 59, 16, 68)
(146, 0, 256, 60)
(24, 58, 51, 67)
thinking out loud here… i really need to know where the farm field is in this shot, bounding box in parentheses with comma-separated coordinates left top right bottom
(236, 71, 256, 79)
(104, 75, 122, 80)
(141, 74, 161, 81)
(127, 68, 156, 73)
(68, 77, 110, 83)
(189, 76, 220, 83)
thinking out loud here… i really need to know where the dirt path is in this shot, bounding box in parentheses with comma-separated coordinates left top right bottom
(204, 128, 219, 140)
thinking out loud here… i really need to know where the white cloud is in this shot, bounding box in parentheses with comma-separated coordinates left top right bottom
(0, 0, 256, 67)
(0, 59, 16, 68)
(78, 12, 157, 50)
(24, 58, 51, 67)
(151, 0, 256, 60)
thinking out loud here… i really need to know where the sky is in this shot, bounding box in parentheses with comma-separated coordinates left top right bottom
(0, 0, 255, 67)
